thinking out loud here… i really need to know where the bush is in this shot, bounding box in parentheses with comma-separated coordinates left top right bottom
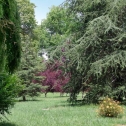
(98, 97, 124, 117)
(0, 73, 22, 119)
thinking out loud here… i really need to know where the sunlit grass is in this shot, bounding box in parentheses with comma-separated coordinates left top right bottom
(1, 93, 126, 126)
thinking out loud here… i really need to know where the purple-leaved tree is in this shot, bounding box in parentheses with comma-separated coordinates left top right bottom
(35, 61, 70, 97)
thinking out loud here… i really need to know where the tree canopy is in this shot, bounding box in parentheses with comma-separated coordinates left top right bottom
(50, 0, 126, 103)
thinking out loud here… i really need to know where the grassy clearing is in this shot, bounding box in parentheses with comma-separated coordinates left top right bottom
(0, 93, 126, 126)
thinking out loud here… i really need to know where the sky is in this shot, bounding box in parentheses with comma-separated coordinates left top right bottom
(30, 0, 65, 25)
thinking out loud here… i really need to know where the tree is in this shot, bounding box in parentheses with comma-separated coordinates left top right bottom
(52, 0, 126, 103)
(39, 5, 77, 51)
(0, 0, 21, 117)
(16, 0, 44, 101)
(39, 3, 85, 101)
(16, 0, 36, 35)
(36, 61, 70, 97)
(45, 6, 68, 35)
(0, 0, 21, 73)
(17, 35, 44, 101)
(0, 73, 21, 118)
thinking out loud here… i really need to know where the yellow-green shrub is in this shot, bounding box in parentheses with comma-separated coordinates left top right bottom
(98, 97, 124, 117)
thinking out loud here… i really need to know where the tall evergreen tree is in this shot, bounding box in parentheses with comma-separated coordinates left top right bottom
(0, 0, 21, 73)
(52, 0, 126, 103)
(16, 0, 44, 101)
(0, 0, 21, 117)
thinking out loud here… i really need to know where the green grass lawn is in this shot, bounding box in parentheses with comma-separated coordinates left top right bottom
(0, 93, 126, 126)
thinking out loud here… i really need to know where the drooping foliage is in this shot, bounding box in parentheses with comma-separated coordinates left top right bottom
(51, 0, 126, 103)
(0, 0, 21, 118)
(0, 0, 21, 73)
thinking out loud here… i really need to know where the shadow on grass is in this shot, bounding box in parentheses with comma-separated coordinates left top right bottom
(0, 122, 17, 126)
(50, 102, 88, 109)
(18, 99, 42, 102)
(60, 99, 86, 105)
(52, 95, 69, 98)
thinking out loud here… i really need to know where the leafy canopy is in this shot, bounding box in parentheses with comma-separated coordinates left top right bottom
(51, 0, 126, 102)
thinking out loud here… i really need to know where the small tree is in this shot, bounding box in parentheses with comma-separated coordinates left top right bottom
(0, 73, 22, 118)
(36, 61, 70, 97)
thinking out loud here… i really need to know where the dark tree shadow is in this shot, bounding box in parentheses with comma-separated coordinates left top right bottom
(0, 122, 17, 126)
(18, 99, 42, 102)
(52, 95, 69, 98)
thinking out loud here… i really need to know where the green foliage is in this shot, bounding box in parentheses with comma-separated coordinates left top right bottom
(26, 83, 42, 98)
(0, 0, 21, 119)
(83, 84, 105, 104)
(40, 6, 76, 50)
(0, 73, 21, 118)
(16, 0, 45, 100)
(98, 97, 124, 117)
(51, 0, 126, 103)
(16, 0, 36, 35)
(17, 35, 44, 100)
(45, 6, 68, 35)
(0, 0, 21, 73)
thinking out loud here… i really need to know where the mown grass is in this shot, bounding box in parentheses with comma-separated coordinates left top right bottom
(1, 93, 126, 126)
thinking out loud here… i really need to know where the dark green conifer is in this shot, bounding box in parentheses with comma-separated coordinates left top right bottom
(0, 0, 21, 117)
(53, 0, 126, 103)
(0, 0, 21, 73)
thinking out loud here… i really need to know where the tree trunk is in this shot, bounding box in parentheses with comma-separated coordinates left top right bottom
(60, 92, 64, 97)
(45, 92, 47, 97)
(23, 96, 26, 101)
